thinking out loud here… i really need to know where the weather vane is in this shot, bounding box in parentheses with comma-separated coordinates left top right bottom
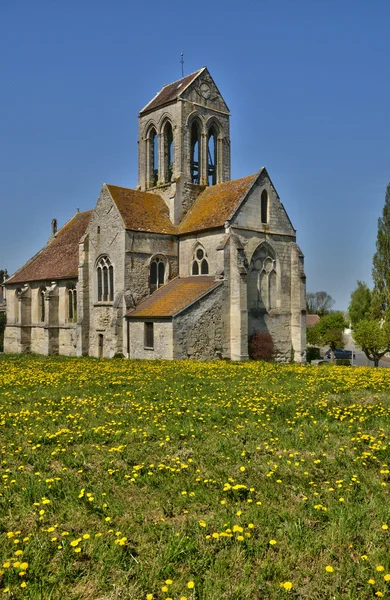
(180, 52, 184, 78)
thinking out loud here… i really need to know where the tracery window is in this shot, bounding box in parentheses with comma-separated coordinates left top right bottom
(192, 245, 209, 275)
(150, 256, 166, 293)
(97, 256, 114, 302)
(248, 243, 277, 312)
(68, 286, 77, 322)
(39, 288, 46, 322)
(261, 189, 268, 224)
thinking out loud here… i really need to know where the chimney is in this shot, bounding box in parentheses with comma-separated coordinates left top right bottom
(51, 218, 57, 236)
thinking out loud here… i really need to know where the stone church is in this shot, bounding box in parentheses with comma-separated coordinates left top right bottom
(4, 67, 306, 361)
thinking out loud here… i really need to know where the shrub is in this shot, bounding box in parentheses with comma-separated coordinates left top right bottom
(306, 346, 321, 363)
(335, 358, 351, 366)
(249, 331, 275, 361)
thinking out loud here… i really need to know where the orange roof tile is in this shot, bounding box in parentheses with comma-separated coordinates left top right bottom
(6, 211, 92, 285)
(139, 69, 204, 115)
(106, 184, 177, 235)
(126, 276, 222, 319)
(178, 173, 260, 234)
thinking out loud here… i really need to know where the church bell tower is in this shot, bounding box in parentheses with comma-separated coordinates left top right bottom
(137, 67, 231, 224)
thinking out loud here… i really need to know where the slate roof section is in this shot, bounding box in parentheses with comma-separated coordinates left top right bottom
(106, 184, 177, 235)
(126, 276, 222, 319)
(6, 211, 92, 285)
(178, 172, 260, 234)
(139, 69, 204, 115)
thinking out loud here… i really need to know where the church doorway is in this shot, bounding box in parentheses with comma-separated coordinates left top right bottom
(98, 334, 104, 358)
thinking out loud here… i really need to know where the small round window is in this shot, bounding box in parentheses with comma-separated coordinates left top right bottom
(196, 248, 204, 260)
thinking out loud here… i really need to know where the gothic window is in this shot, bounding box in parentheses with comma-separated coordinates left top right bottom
(163, 121, 174, 183)
(39, 288, 46, 322)
(149, 256, 166, 293)
(207, 125, 218, 186)
(144, 322, 154, 349)
(261, 189, 268, 224)
(248, 243, 277, 312)
(190, 121, 201, 184)
(97, 256, 114, 302)
(192, 246, 209, 275)
(147, 127, 158, 187)
(68, 286, 77, 323)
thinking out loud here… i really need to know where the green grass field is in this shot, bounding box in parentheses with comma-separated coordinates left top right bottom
(0, 354, 389, 599)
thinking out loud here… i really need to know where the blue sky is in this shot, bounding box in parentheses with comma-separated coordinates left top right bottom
(1, 0, 390, 310)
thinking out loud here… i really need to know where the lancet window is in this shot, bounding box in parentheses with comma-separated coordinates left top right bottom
(150, 256, 166, 293)
(39, 288, 46, 322)
(68, 286, 77, 322)
(163, 121, 174, 183)
(190, 121, 201, 184)
(207, 125, 218, 186)
(261, 189, 268, 224)
(147, 127, 158, 187)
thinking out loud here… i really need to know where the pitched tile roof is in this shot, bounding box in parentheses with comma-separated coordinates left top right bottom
(7, 211, 92, 285)
(139, 69, 204, 115)
(126, 276, 222, 319)
(178, 172, 260, 234)
(306, 314, 320, 328)
(106, 184, 177, 235)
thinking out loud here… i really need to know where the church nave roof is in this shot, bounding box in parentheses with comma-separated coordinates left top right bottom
(6, 210, 92, 285)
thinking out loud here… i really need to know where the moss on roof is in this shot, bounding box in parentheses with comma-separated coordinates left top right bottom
(126, 276, 221, 319)
(7, 211, 92, 285)
(106, 185, 177, 235)
(179, 173, 259, 234)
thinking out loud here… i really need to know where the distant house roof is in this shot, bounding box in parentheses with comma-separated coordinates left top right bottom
(139, 69, 204, 115)
(106, 184, 177, 235)
(178, 172, 260, 234)
(306, 314, 320, 328)
(6, 211, 92, 285)
(126, 276, 222, 319)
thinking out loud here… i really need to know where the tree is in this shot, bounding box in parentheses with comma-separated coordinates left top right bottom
(307, 312, 346, 362)
(353, 319, 390, 367)
(306, 291, 335, 316)
(348, 281, 372, 327)
(372, 184, 390, 321)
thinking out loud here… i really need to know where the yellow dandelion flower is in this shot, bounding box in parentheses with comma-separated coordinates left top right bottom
(269, 539, 277, 545)
(384, 574, 390, 581)
(381, 524, 388, 530)
(368, 579, 375, 584)
(165, 579, 173, 585)
(20, 582, 27, 588)
(146, 595, 153, 600)
(325, 566, 334, 573)
(187, 581, 195, 589)
(161, 586, 168, 593)
(377, 566, 385, 572)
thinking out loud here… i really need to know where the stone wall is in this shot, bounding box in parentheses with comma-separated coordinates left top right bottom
(179, 230, 225, 278)
(129, 320, 173, 360)
(173, 285, 223, 360)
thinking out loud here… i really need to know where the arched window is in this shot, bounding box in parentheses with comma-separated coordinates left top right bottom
(261, 189, 268, 224)
(150, 256, 166, 293)
(68, 286, 77, 323)
(248, 243, 277, 312)
(97, 256, 114, 302)
(147, 127, 158, 187)
(190, 121, 201, 184)
(163, 121, 174, 183)
(39, 288, 46, 322)
(192, 246, 209, 275)
(207, 126, 218, 186)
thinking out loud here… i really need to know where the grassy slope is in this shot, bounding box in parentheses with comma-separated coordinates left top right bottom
(0, 355, 389, 599)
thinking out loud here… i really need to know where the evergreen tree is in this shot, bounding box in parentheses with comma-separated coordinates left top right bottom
(348, 281, 371, 327)
(372, 184, 390, 320)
